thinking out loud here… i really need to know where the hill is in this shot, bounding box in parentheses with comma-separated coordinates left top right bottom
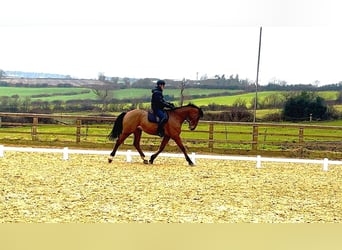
(1, 77, 105, 87)
(4, 70, 70, 79)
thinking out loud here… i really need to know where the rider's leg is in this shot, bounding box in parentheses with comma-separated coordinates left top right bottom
(157, 116, 168, 137)
(156, 109, 167, 137)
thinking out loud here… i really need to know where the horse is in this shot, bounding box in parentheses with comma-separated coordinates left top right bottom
(107, 103, 203, 166)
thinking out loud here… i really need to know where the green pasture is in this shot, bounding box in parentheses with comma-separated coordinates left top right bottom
(335, 105, 342, 112)
(189, 91, 340, 108)
(317, 91, 340, 100)
(309, 119, 342, 126)
(0, 86, 237, 102)
(0, 86, 91, 97)
(0, 87, 339, 109)
(181, 121, 342, 150)
(184, 91, 270, 107)
(110, 88, 240, 100)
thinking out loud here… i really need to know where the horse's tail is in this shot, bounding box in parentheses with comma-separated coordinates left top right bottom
(108, 112, 127, 141)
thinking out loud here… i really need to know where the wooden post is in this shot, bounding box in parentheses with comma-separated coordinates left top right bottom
(209, 123, 214, 152)
(252, 125, 259, 151)
(299, 127, 304, 157)
(31, 117, 38, 141)
(299, 127, 304, 144)
(76, 119, 81, 143)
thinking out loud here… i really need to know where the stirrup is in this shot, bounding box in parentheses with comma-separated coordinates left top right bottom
(157, 129, 164, 137)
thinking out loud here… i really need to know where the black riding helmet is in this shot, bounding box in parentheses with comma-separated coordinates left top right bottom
(156, 80, 166, 86)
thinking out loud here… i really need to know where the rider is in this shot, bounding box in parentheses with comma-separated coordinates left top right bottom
(151, 80, 175, 137)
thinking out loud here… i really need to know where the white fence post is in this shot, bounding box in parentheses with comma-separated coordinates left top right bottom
(63, 147, 69, 160)
(0, 145, 3, 158)
(126, 150, 132, 162)
(256, 155, 262, 169)
(323, 158, 329, 171)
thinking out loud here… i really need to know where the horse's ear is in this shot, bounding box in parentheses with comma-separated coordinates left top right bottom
(190, 103, 203, 117)
(199, 108, 204, 118)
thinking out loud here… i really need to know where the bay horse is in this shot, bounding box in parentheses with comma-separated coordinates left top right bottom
(108, 104, 203, 166)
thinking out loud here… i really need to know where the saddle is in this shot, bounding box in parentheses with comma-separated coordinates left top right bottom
(148, 110, 168, 123)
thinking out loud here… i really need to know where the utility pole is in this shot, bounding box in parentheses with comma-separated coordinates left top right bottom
(253, 26, 262, 123)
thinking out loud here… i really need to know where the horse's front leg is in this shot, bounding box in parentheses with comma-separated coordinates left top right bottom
(149, 136, 170, 164)
(173, 136, 194, 166)
(133, 129, 148, 164)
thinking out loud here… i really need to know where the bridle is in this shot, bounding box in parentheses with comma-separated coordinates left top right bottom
(186, 112, 200, 130)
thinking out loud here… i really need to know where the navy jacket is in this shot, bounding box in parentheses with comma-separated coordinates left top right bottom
(151, 86, 174, 112)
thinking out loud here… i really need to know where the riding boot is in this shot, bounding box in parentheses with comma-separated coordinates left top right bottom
(157, 118, 167, 137)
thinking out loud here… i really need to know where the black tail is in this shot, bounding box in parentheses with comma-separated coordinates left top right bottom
(108, 112, 126, 141)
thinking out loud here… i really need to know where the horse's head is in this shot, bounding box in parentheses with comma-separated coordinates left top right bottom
(185, 104, 203, 130)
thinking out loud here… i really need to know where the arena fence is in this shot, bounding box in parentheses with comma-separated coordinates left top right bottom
(1, 112, 342, 159)
(1, 145, 341, 172)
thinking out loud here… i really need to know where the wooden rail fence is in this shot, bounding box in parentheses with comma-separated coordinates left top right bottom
(0, 112, 341, 159)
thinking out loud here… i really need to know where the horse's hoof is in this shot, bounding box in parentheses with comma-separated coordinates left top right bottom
(143, 160, 149, 164)
(149, 160, 154, 164)
(108, 158, 113, 163)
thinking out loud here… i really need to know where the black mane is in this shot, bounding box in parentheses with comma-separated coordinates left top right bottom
(174, 103, 203, 117)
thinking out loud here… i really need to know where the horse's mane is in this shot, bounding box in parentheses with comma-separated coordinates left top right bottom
(173, 103, 203, 117)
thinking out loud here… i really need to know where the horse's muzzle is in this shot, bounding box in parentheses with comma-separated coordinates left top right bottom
(189, 124, 197, 130)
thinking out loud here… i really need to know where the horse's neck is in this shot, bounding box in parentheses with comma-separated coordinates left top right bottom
(172, 107, 189, 122)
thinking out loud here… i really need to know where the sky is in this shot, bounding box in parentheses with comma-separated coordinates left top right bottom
(0, 0, 341, 85)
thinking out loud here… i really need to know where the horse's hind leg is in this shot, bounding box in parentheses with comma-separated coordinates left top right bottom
(108, 133, 130, 163)
(149, 136, 170, 164)
(133, 129, 148, 164)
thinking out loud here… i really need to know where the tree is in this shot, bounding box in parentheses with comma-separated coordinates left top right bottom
(98, 72, 106, 81)
(232, 97, 247, 108)
(110, 77, 119, 84)
(200, 74, 208, 80)
(282, 91, 329, 121)
(92, 86, 113, 111)
(179, 78, 188, 106)
(260, 93, 285, 109)
(0, 69, 6, 79)
(22, 97, 32, 112)
(337, 91, 342, 104)
(123, 77, 130, 88)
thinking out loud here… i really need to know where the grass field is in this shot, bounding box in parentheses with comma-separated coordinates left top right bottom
(0, 86, 91, 97)
(1, 87, 339, 105)
(110, 88, 240, 100)
(190, 91, 340, 108)
(335, 104, 342, 112)
(0, 86, 239, 102)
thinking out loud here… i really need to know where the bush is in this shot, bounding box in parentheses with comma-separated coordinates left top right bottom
(261, 112, 283, 122)
(282, 91, 330, 121)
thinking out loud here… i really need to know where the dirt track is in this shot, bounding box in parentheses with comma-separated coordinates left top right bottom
(1, 152, 341, 223)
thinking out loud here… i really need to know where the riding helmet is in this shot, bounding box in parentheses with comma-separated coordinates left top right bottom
(156, 80, 166, 86)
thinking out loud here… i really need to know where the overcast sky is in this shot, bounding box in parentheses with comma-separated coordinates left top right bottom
(1, 0, 341, 85)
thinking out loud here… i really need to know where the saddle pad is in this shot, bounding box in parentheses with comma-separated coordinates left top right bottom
(148, 111, 159, 123)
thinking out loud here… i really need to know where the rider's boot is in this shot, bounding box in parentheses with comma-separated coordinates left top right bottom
(157, 118, 167, 137)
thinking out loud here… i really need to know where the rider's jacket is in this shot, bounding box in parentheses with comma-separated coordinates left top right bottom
(151, 86, 174, 112)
